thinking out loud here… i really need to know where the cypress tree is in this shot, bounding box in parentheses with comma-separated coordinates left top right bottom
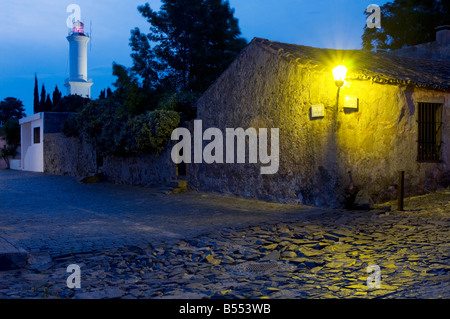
(33, 74, 40, 113)
(39, 84, 46, 112)
(106, 87, 113, 98)
(44, 94, 53, 112)
(52, 86, 62, 107)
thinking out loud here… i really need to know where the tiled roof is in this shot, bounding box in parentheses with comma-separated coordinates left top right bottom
(253, 38, 450, 91)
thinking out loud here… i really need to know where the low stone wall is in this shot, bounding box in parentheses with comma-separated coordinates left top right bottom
(44, 133, 96, 177)
(43, 133, 176, 188)
(102, 146, 176, 187)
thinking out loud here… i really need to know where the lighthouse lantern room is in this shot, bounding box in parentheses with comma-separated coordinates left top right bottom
(72, 21, 85, 35)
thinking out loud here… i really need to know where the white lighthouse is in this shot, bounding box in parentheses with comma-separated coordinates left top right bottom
(65, 21, 93, 98)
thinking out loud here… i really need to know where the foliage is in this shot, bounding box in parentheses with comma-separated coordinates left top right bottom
(63, 98, 180, 156)
(157, 90, 199, 122)
(130, 0, 247, 93)
(112, 62, 158, 115)
(362, 0, 450, 51)
(132, 110, 181, 154)
(33, 74, 40, 114)
(52, 94, 90, 113)
(2, 119, 20, 148)
(99, 89, 107, 100)
(0, 146, 16, 169)
(61, 113, 81, 138)
(1, 119, 20, 169)
(98, 88, 114, 100)
(44, 94, 53, 112)
(0, 97, 26, 124)
(64, 98, 125, 155)
(52, 86, 62, 106)
(40, 84, 47, 111)
(33, 74, 84, 113)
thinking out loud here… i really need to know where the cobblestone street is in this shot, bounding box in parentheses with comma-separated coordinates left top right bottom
(0, 170, 449, 299)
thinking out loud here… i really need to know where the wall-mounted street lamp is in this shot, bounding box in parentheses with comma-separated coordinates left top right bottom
(332, 65, 348, 88)
(332, 65, 348, 116)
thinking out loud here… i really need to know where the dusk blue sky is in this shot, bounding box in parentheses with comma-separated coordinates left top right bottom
(0, 0, 390, 116)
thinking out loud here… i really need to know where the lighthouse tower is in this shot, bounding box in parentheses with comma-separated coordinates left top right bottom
(64, 21, 93, 98)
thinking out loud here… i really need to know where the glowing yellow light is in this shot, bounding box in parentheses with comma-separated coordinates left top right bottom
(332, 65, 348, 88)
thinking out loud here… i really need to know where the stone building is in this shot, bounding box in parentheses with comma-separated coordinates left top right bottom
(187, 37, 450, 208)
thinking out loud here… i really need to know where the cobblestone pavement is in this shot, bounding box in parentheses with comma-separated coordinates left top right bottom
(0, 170, 311, 257)
(0, 170, 449, 299)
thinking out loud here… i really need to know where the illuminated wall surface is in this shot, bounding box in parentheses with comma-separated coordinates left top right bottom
(189, 38, 450, 208)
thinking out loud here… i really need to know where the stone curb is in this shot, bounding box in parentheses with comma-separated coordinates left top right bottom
(0, 236, 28, 271)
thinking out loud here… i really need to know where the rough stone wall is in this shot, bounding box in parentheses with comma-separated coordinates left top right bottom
(335, 84, 449, 203)
(44, 133, 96, 176)
(102, 145, 176, 187)
(188, 42, 449, 207)
(43, 132, 176, 187)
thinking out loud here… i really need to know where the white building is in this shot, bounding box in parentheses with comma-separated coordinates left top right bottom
(64, 21, 93, 98)
(19, 113, 44, 172)
(19, 113, 72, 172)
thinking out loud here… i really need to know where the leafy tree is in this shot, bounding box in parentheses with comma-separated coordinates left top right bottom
(130, 0, 247, 93)
(112, 63, 139, 102)
(362, 0, 450, 51)
(33, 74, 40, 114)
(0, 97, 26, 125)
(111, 62, 157, 115)
(1, 119, 20, 169)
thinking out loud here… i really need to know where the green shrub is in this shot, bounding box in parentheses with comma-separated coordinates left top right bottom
(62, 99, 180, 157)
(134, 110, 180, 155)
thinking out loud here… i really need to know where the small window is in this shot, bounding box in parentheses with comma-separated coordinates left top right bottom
(417, 103, 442, 162)
(33, 127, 41, 144)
